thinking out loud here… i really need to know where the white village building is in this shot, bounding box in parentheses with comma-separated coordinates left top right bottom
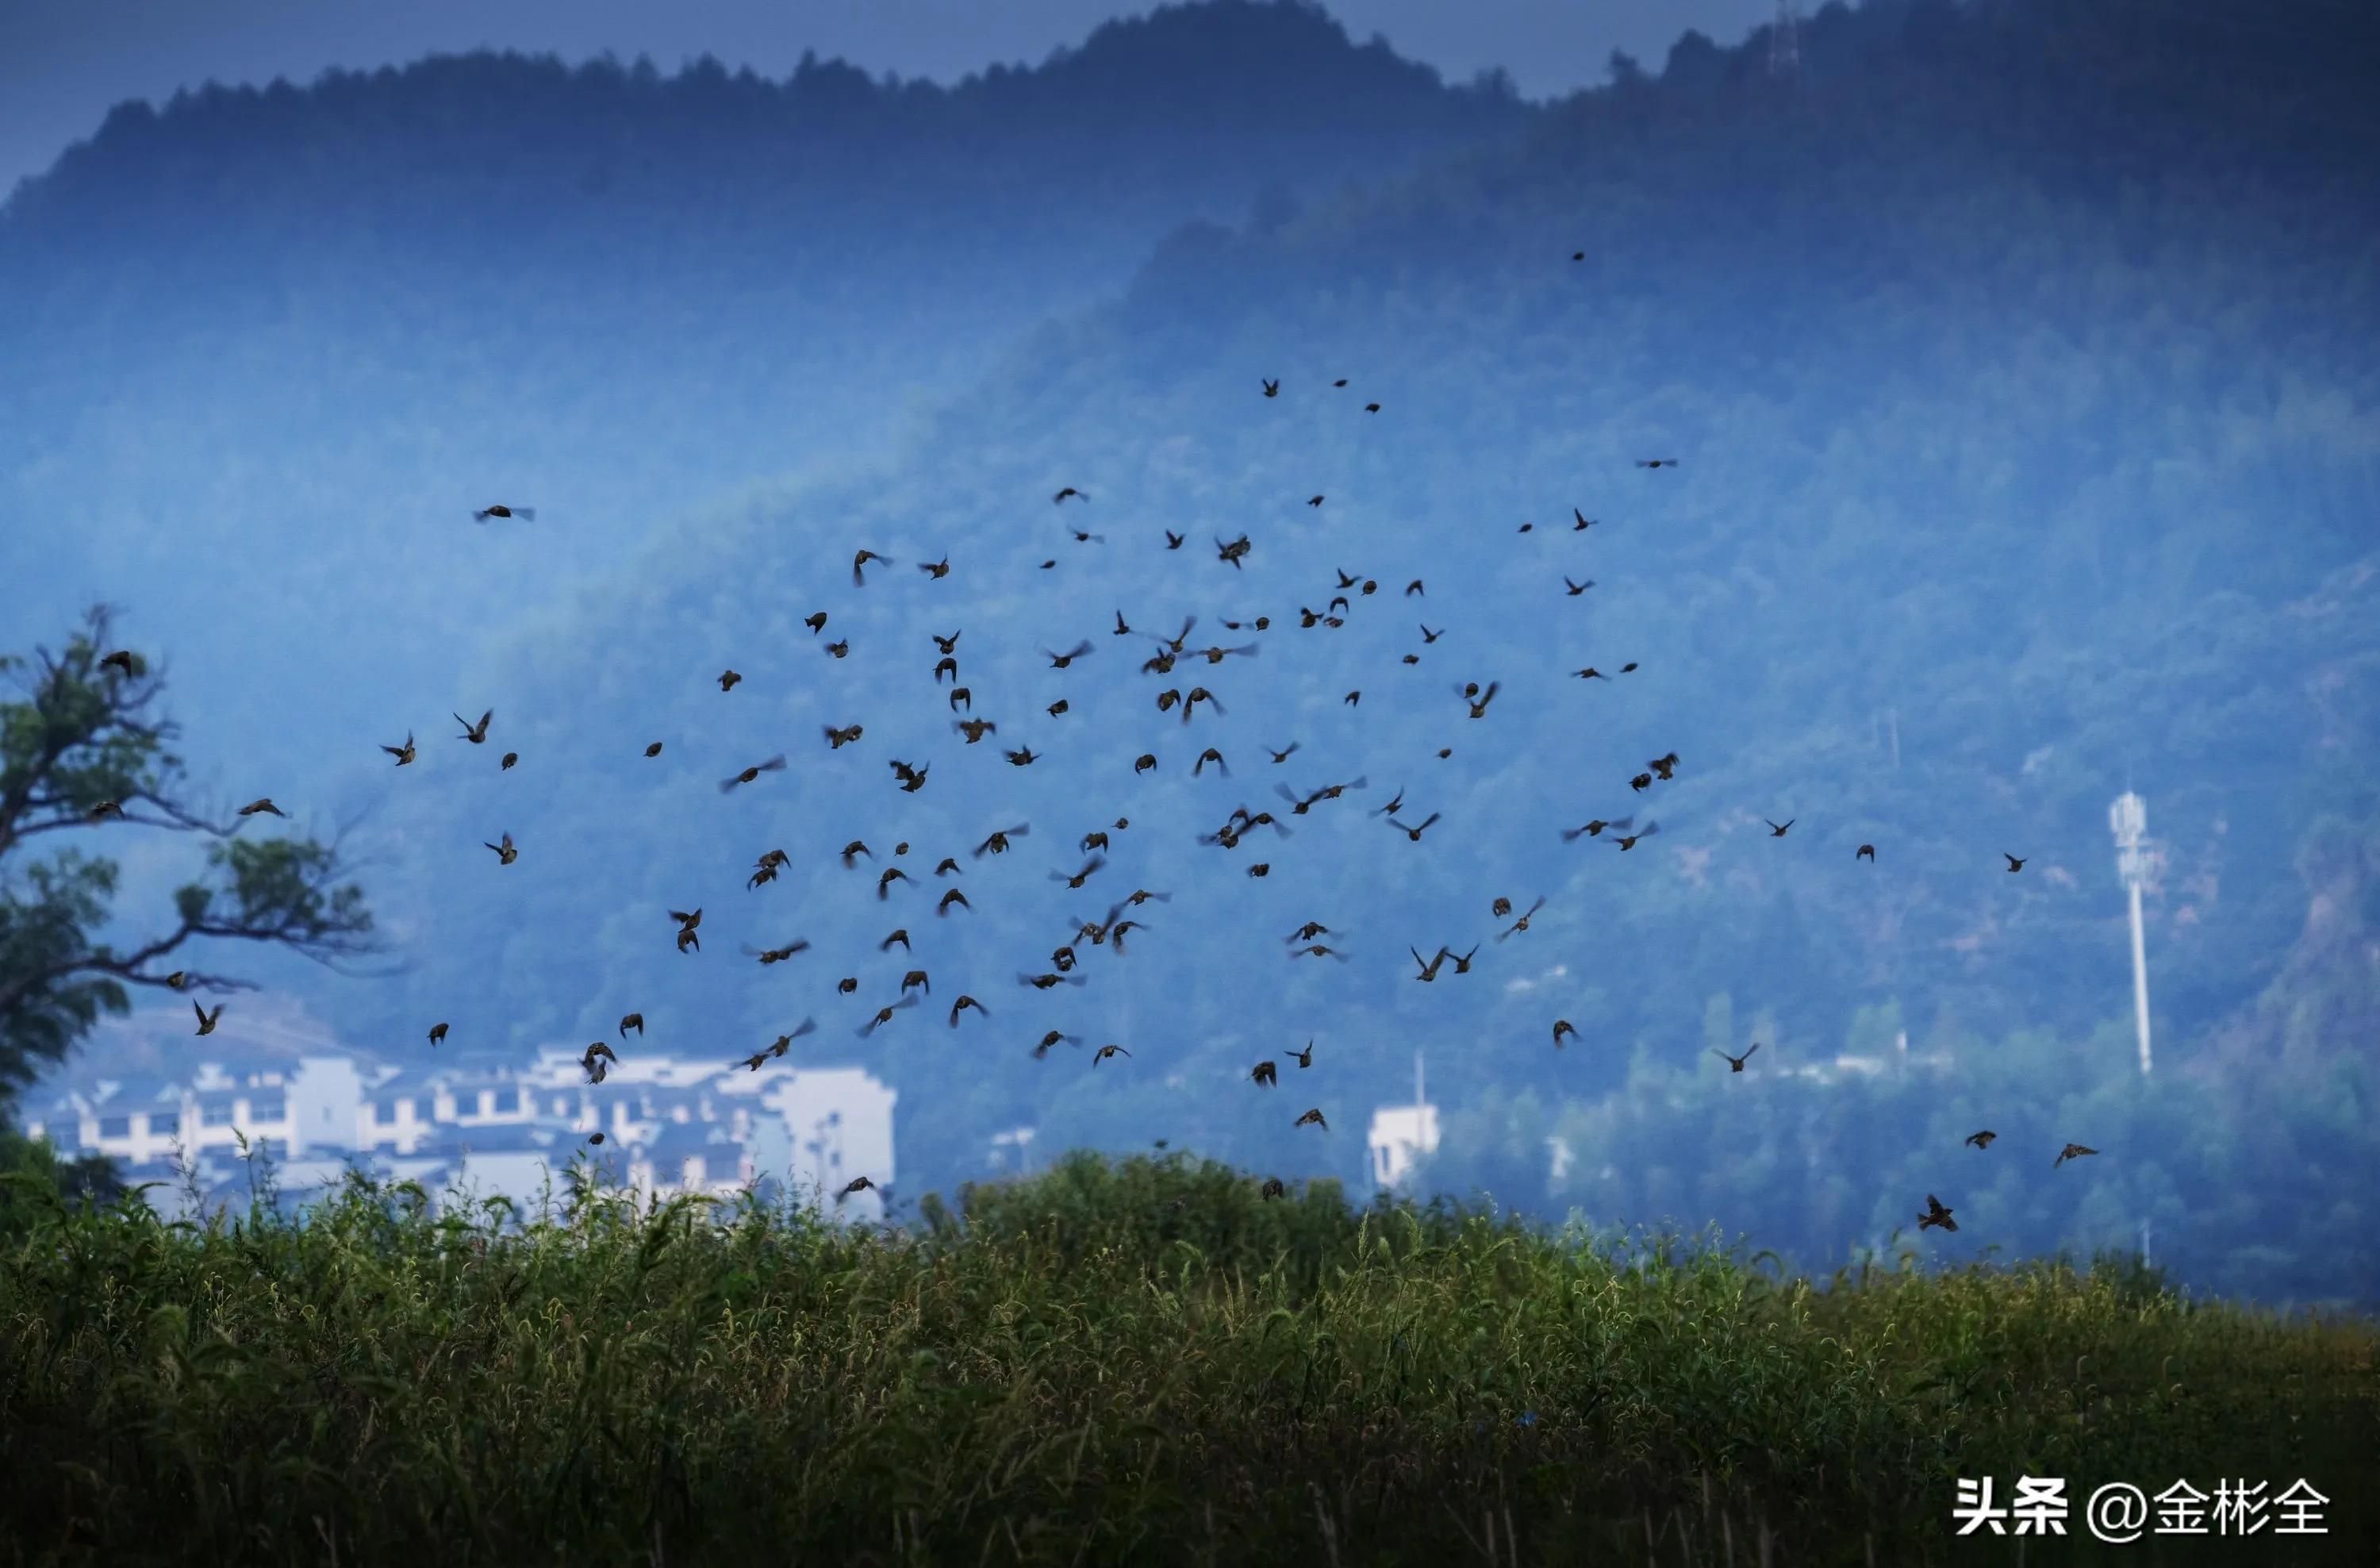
(1368, 1051, 1441, 1190)
(24, 1005, 899, 1227)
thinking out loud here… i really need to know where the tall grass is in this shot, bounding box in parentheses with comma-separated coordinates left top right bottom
(1, 1144, 2372, 1566)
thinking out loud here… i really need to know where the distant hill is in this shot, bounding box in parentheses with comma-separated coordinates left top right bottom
(0, 0, 1528, 790)
(14, 0, 2378, 1304)
(262, 0, 2380, 1299)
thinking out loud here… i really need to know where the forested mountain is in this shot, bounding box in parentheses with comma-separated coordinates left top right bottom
(14, 0, 2380, 1305)
(0, 0, 1527, 798)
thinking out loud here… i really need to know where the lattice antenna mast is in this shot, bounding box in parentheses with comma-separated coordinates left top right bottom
(1768, 0, 1802, 83)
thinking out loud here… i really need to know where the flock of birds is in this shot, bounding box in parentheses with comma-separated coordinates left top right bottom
(86, 354, 2100, 1230)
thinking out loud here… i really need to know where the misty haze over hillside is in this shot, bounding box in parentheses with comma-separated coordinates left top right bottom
(6, 0, 2377, 1309)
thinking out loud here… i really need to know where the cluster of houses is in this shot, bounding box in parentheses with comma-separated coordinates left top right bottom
(23, 1008, 1944, 1228)
(21, 1021, 902, 1225)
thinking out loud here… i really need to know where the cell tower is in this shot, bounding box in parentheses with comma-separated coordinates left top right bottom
(1768, 0, 1802, 83)
(2110, 790, 2153, 1077)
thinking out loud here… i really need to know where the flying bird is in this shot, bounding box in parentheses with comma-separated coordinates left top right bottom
(382, 732, 416, 766)
(1261, 379, 1279, 398)
(1964, 1130, 1996, 1149)
(1294, 1108, 1327, 1130)
(194, 1001, 223, 1036)
(2052, 1143, 2098, 1168)
(1917, 1195, 1958, 1232)
(485, 832, 517, 866)
(1712, 1043, 1760, 1073)
(1495, 896, 1547, 940)
(1765, 818, 1795, 838)
(455, 709, 493, 744)
(237, 798, 285, 818)
(1857, 844, 1877, 862)
(719, 755, 787, 793)
(2005, 854, 2028, 873)
(852, 548, 890, 585)
(428, 1022, 448, 1046)
(857, 994, 922, 1038)
(473, 505, 536, 522)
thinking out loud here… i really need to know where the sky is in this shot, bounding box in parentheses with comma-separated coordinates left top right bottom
(0, 0, 1781, 201)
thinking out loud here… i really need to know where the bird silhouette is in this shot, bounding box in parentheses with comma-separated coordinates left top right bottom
(486, 832, 517, 866)
(472, 504, 536, 522)
(1856, 844, 1877, 862)
(382, 732, 416, 766)
(1552, 1020, 1577, 1047)
(1294, 1108, 1327, 1130)
(1495, 897, 1547, 940)
(1965, 1130, 1996, 1149)
(1261, 379, 1279, 398)
(2053, 1143, 2098, 1168)
(428, 1022, 448, 1046)
(857, 993, 922, 1038)
(720, 755, 787, 793)
(194, 1001, 223, 1036)
(1712, 1043, 1760, 1072)
(1766, 818, 1795, 838)
(1917, 1195, 1958, 1232)
(2006, 854, 2028, 873)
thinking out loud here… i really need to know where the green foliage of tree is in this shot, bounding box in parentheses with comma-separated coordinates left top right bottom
(0, 605, 377, 1116)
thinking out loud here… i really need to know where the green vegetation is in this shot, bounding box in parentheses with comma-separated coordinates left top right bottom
(2, 1147, 2371, 1566)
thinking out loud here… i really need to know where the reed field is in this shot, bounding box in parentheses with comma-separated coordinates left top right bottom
(2, 1145, 2373, 1567)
